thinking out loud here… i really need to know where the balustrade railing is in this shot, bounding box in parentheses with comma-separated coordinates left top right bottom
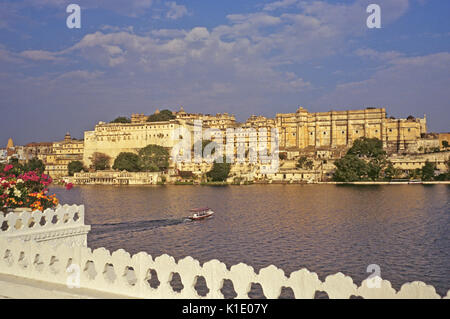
(0, 205, 90, 246)
(0, 236, 447, 299)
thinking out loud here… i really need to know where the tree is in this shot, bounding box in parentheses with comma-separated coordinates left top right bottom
(367, 155, 389, 181)
(91, 152, 111, 171)
(333, 154, 368, 182)
(146, 109, 176, 122)
(113, 152, 141, 172)
(68, 161, 85, 176)
(347, 137, 385, 158)
(207, 157, 231, 182)
(384, 162, 401, 180)
(436, 159, 450, 181)
(333, 137, 390, 181)
(296, 156, 314, 170)
(409, 168, 421, 180)
(192, 139, 217, 156)
(442, 140, 449, 149)
(138, 144, 169, 172)
(421, 161, 436, 181)
(25, 158, 45, 174)
(110, 116, 131, 124)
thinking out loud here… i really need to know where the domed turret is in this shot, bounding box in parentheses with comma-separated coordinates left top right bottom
(64, 132, 71, 141)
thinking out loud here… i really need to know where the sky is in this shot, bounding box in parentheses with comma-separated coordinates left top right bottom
(0, 0, 449, 145)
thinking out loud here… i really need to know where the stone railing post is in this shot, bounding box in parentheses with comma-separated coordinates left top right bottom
(0, 205, 90, 247)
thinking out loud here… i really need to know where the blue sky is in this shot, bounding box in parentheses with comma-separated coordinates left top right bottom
(1, 0, 449, 145)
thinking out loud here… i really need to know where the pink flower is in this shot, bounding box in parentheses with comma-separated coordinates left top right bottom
(3, 165, 13, 172)
(65, 183, 73, 190)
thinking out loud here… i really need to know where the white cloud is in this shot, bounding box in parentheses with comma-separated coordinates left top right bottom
(55, 70, 104, 81)
(0, 0, 420, 124)
(314, 52, 450, 130)
(185, 27, 209, 42)
(19, 50, 63, 61)
(165, 1, 189, 20)
(263, 0, 298, 11)
(355, 48, 404, 61)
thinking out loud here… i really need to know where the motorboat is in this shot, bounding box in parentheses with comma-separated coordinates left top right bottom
(187, 207, 214, 220)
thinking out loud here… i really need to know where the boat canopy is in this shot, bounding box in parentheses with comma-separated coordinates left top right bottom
(189, 207, 210, 212)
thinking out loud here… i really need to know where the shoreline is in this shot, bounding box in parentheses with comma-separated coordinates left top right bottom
(52, 180, 450, 186)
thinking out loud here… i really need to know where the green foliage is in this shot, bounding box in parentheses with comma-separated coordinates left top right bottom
(421, 160, 436, 181)
(347, 137, 385, 158)
(207, 157, 231, 182)
(138, 144, 169, 172)
(25, 158, 45, 174)
(146, 109, 176, 122)
(296, 156, 314, 170)
(367, 155, 389, 181)
(91, 152, 111, 171)
(434, 173, 450, 181)
(68, 161, 85, 176)
(192, 139, 217, 155)
(409, 168, 421, 180)
(113, 152, 141, 172)
(333, 154, 368, 182)
(384, 163, 401, 180)
(442, 140, 449, 149)
(110, 116, 131, 124)
(333, 137, 393, 181)
(6, 158, 26, 175)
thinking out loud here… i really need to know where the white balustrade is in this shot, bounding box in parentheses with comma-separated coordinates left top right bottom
(0, 236, 447, 299)
(0, 205, 90, 247)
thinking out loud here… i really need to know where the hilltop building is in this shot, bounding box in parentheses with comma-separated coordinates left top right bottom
(83, 119, 189, 168)
(3, 138, 25, 163)
(273, 107, 426, 153)
(82, 106, 428, 170)
(45, 133, 84, 178)
(175, 106, 237, 129)
(23, 142, 53, 162)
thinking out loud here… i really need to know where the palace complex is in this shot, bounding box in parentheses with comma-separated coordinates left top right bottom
(82, 106, 428, 167)
(3, 106, 449, 182)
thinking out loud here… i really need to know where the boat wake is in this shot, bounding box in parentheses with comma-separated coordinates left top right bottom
(90, 217, 189, 236)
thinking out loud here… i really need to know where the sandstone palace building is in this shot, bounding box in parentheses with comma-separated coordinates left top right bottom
(274, 107, 426, 152)
(82, 106, 427, 167)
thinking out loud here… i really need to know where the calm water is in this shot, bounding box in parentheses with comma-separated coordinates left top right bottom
(50, 184, 450, 297)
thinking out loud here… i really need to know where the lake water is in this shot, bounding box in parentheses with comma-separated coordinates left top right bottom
(50, 184, 450, 297)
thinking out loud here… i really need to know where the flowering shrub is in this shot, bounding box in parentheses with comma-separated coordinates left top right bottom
(0, 164, 59, 212)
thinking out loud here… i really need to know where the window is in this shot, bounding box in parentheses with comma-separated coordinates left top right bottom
(355, 130, 359, 134)
(342, 131, 345, 134)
